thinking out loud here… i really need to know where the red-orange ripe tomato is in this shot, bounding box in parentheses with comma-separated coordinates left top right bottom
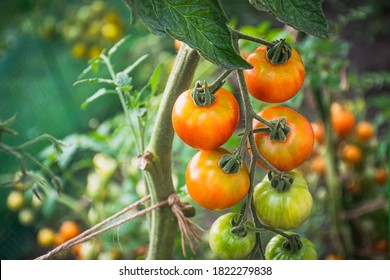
(252, 106, 314, 172)
(342, 144, 362, 165)
(59, 221, 81, 241)
(186, 148, 250, 210)
(172, 88, 240, 150)
(374, 168, 389, 185)
(355, 121, 374, 142)
(331, 103, 355, 137)
(244, 45, 305, 103)
(311, 122, 325, 145)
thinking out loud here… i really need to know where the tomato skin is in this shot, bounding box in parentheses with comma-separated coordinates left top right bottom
(209, 213, 256, 259)
(331, 103, 355, 137)
(244, 45, 305, 103)
(342, 144, 362, 165)
(59, 221, 81, 241)
(311, 122, 325, 145)
(265, 233, 317, 260)
(374, 168, 389, 185)
(252, 106, 314, 172)
(355, 121, 374, 142)
(253, 170, 313, 230)
(186, 148, 250, 210)
(172, 88, 240, 150)
(37, 228, 56, 247)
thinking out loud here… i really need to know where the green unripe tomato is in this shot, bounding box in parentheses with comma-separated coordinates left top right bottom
(265, 233, 317, 260)
(253, 170, 313, 230)
(209, 213, 256, 260)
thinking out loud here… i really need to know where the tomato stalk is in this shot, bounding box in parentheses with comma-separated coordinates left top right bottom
(143, 43, 200, 259)
(208, 70, 233, 94)
(230, 29, 274, 48)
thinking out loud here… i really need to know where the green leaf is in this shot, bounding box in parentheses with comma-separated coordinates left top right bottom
(249, 0, 329, 39)
(123, 54, 149, 76)
(73, 78, 115, 86)
(81, 88, 117, 109)
(108, 35, 132, 57)
(136, 63, 162, 104)
(124, 0, 251, 70)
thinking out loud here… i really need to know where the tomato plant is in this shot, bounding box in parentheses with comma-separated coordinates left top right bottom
(209, 213, 256, 259)
(253, 170, 313, 230)
(244, 45, 305, 103)
(186, 148, 250, 210)
(265, 233, 317, 260)
(252, 106, 314, 172)
(172, 87, 240, 150)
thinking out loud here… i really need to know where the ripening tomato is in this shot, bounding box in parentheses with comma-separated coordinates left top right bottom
(355, 121, 374, 142)
(252, 106, 314, 172)
(342, 144, 362, 165)
(174, 39, 182, 51)
(310, 155, 326, 175)
(265, 233, 317, 260)
(253, 170, 313, 230)
(311, 122, 325, 145)
(37, 228, 56, 247)
(209, 213, 256, 259)
(331, 103, 355, 137)
(374, 168, 389, 185)
(186, 148, 250, 210)
(59, 221, 81, 241)
(172, 88, 240, 150)
(7, 191, 25, 211)
(324, 254, 343, 260)
(244, 45, 305, 103)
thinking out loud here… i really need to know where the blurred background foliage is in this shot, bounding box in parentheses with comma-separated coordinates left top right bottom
(0, 0, 389, 260)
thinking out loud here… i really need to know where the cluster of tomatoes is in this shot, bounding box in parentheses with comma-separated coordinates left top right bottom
(36, 220, 82, 258)
(309, 101, 388, 191)
(172, 42, 318, 259)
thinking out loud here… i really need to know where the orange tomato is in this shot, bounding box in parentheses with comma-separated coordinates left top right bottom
(59, 221, 81, 241)
(342, 144, 362, 165)
(355, 121, 374, 142)
(331, 102, 355, 137)
(374, 168, 389, 185)
(311, 122, 325, 145)
(244, 45, 305, 103)
(310, 156, 326, 175)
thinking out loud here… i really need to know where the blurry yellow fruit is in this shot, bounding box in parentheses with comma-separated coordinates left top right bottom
(88, 46, 102, 59)
(101, 22, 121, 41)
(93, 153, 117, 177)
(91, 1, 105, 15)
(86, 20, 102, 40)
(18, 208, 35, 226)
(7, 191, 25, 211)
(103, 11, 122, 25)
(37, 228, 56, 247)
(72, 42, 87, 59)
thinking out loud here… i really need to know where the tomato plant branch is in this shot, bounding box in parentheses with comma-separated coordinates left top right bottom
(100, 54, 143, 154)
(230, 29, 274, 48)
(208, 70, 233, 94)
(142, 44, 200, 259)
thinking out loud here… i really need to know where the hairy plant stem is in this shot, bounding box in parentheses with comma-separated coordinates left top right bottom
(143, 44, 200, 259)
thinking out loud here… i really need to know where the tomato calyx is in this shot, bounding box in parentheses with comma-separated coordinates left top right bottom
(253, 117, 291, 142)
(190, 81, 216, 107)
(266, 39, 292, 65)
(282, 234, 303, 253)
(268, 171, 294, 192)
(230, 214, 249, 237)
(218, 152, 241, 174)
